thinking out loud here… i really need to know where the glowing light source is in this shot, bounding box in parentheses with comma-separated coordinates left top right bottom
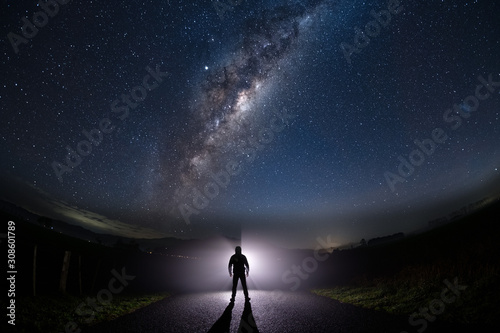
(241, 232, 291, 290)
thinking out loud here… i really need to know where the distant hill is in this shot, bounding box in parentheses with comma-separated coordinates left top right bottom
(0, 199, 245, 257)
(0, 199, 180, 249)
(367, 232, 405, 246)
(427, 197, 493, 228)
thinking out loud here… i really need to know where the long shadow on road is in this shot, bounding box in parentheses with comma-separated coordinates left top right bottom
(207, 302, 234, 333)
(208, 299, 259, 333)
(86, 290, 484, 333)
(237, 301, 260, 333)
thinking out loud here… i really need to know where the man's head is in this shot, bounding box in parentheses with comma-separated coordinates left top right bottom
(235, 246, 241, 254)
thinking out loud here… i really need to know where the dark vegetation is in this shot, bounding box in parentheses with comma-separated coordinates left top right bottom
(1, 209, 173, 333)
(312, 197, 500, 325)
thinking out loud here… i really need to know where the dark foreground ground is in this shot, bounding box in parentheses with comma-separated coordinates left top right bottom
(87, 290, 489, 333)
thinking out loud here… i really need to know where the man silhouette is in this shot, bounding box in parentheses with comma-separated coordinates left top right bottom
(228, 246, 250, 302)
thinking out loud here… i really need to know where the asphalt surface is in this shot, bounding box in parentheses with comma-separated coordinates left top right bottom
(86, 290, 474, 333)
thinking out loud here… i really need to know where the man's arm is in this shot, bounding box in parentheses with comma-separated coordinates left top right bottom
(228, 256, 233, 276)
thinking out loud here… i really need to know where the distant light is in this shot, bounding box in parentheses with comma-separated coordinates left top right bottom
(204, 66, 209, 70)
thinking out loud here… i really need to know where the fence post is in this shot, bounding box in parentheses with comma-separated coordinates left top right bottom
(91, 259, 101, 293)
(78, 255, 82, 295)
(59, 251, 71, 293)
(33, 244, 37, 296)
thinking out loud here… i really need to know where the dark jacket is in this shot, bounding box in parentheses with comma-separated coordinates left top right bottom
(228, 253, 249, 275)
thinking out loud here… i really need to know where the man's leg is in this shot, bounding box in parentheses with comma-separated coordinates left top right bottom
(240, 274, 249, 299)
(231, 274, 238, 301)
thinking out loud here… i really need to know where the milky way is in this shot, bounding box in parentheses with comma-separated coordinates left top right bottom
(1, 0, 499, 245)
(169, 2, 326, 219)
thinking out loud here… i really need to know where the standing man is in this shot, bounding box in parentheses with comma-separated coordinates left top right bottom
(228, 246, 250, 302)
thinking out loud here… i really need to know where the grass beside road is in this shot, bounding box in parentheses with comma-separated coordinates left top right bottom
(312, 263, 500, 325)
(313, 285, 420, 315)
(13, 292, 169, 333)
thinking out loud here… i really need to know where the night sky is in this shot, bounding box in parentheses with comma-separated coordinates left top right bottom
(1, 0, 499, 248)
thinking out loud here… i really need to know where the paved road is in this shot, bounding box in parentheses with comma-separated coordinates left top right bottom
(87, 290, 471, 333)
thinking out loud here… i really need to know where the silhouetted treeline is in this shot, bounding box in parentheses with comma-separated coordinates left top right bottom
(309, 198, 500, 288)
(366, 232, 405, 246)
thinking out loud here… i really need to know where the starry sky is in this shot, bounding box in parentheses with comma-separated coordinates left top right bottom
(1, 0, 499, 248)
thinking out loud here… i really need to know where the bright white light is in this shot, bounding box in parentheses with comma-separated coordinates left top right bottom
(172, 235, 294, 293)
(241, 233, 290, 290)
